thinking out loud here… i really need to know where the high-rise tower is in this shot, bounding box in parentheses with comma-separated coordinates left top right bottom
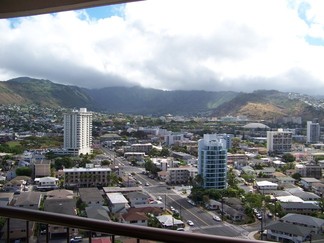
(64, 108, 92, 156)
(198, 134, 227, 189)
(307, 120, 320, 144)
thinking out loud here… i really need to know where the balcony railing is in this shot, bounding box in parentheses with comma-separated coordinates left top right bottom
(0, 206, 263, 243)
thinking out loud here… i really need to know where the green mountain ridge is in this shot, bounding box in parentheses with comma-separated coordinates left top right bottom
(0, 77, 322, 120)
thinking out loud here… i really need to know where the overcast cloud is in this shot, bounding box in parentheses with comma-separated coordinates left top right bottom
(1, 0, 324, 94)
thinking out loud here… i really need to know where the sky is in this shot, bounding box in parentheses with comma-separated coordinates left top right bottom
(1, 0, 324, 95)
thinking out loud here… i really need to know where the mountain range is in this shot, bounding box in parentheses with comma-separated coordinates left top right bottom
(0, 77, 323, 121)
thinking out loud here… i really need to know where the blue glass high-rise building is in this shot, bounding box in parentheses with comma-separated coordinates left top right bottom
(198, 134, 227, 189)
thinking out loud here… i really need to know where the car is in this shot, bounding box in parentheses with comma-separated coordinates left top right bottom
(176, 228, 185, 231)
(212, 215, 221, 221)
(145, 182, 150, 186)
(256, 213, 263, 220)
(173, 209, 179, 214)
(187, 199, 196, 206)
(157, 196, 162, 201)
(267, 212, 273, 217)
(70, 236, 82, 242)
(170, 206, 175, 211)
(187, 220, 194, 226)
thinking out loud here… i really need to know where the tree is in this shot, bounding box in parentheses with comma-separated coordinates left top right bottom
(107, 172, 120, 186)
(291, 172, 301, 181)
(282, 153, 295, 163)
(193, 174, 204, 188)
(16, 167, 32, 177)
(160, 147, 170, 157)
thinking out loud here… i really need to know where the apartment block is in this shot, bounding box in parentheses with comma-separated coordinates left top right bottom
(267, 129, 292, 154)
(63, 108, 92, 156)
(63, 167, 111, 188)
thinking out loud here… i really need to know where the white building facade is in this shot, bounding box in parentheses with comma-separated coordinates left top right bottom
(64, 108, 92, 156)
(198, 134, 227, 189)
(267, 129, 292, 154)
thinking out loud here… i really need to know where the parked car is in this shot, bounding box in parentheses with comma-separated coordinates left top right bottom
(157, 196, 162, 201)
(176, 228, 185, 231)
(70, 236, 82, 242)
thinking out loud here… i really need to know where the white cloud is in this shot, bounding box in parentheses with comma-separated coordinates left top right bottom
(1, 0, 324, 94)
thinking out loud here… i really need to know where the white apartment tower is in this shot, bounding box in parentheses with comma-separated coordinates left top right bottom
(64, 108, 92, 156)
(307, 121, 320, 144)
(198, 134, 227, 189)
(267, 129, 292, 154)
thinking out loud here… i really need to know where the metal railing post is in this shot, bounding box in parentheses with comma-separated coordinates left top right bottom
(26, 220, 29, 243)
(67, 227, 70, 243)
(6, 218, 10, 243)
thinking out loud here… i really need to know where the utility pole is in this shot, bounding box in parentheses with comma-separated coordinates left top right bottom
(221, 197, 224, 221)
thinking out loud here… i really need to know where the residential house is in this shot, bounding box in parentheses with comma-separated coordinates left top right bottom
(281, 213, 324, 234)
(0, 191, 42, 242)
(14, 191, 42, 209)
(241, 166, 256, 177)
(106, 192, 130, 214)
(222, 204, 245, 222)
(156, 215, 184, 229)
(256, 181, 278, 192)
(260, 167, 276, 177)
(300, 178, 321, 190)
(265, 220, 316, 243)
(276, 176, 295, 187)
(125, 191, 150, 207)
(280, 202, 320, 215)
(0, 192, 14, 206)
(85, 205, 110, 221)
(121, 209, 149, 226)
(79, 187, 105, 206)
(311, 182, 324, 196)
(44, 197, 78, 239)
(34, 176, 59, 191)
(286, 188, 320, 201)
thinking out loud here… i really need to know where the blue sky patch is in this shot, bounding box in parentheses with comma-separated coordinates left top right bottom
(85, 4, 125, 20)
(297, 2, 313, 26)
(305, 35, 324, 46)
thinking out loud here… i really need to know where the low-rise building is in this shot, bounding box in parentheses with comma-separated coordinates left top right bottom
(300, 177, 321, 190)
(166, 166, 198, 185)
(280, 202, 320, 215)
(63, 167, 111, 188)
(79, 187, 105, 206)
(126, 191, 150, 207)
(106, 192, 129, 214)
(256, 181, 278, 191)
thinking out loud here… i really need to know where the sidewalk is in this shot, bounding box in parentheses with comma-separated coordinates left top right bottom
(247, 231, 258, 241)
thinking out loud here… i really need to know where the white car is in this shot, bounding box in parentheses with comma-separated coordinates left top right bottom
(213, 215, 221, 221)
(187, 220, 194, 226)
(157, 196, 162, 201)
